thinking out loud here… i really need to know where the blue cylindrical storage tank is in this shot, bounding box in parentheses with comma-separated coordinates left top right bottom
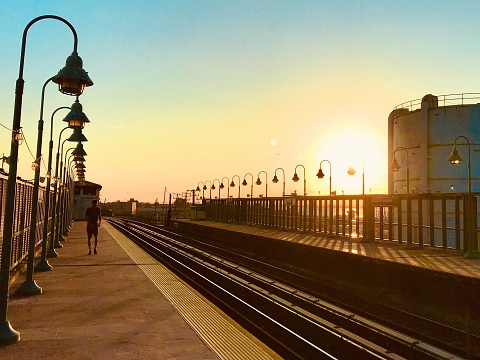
(388, 94, 480, 195)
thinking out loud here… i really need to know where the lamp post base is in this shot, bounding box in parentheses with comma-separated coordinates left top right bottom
(15, 279, 42, 296)
(59, 235, 66, 242)
(46, 248, 58, 258)
(0, 320, 20, 345)
(403, 243, 419, 250)
(34, 260, 52, 272)
(54, 240, 63, 248)
(464, 251, 479, 260)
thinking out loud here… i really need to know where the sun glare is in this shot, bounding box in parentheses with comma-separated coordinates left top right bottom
(310, 122, 387, 195)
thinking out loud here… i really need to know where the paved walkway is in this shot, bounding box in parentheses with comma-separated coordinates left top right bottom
(1, 221, 278, 360)
(176, 219, 480, 280)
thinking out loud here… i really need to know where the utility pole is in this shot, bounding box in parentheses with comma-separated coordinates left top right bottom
(163, 186, 166, 217)
(166, 193, 172, 227)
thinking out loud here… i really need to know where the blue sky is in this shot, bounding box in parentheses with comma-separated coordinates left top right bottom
(1, 1, 480, 201)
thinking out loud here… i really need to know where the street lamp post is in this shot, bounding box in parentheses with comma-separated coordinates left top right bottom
(58, 145, 83, 242)
(449, 136, 478, 259)
(212, 179, 220, 199)
(204, 180, 212, 199)
(347, 163, 365, 195)
(317, 160, 334, 236)
(292, 164, 307, 231)
(272, 167, 286, 228)
(390, 147, 413, 248)
(47, 130, 68, 255)
(316, 160, 332, 196)
(272, 167, 285, 197)
(17, 100, 88, 293)
(0, 15, 92, 345)
(242, 173, 254, 198)
(390, 148, 410, 195)
(292, 164, 306, 196)
(63, 152, 78, 232)
(34, 107, 69, 271)
(230, 175, 240, 198)
(48, 128, 87, 256)
(256, 170, 268, 198)
(220, 177, 230, 199)
(55, 129, 87, 247)
(196, 181, 205, 201)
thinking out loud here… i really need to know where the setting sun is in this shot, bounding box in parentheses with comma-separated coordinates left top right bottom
(309, 122, 387, 195)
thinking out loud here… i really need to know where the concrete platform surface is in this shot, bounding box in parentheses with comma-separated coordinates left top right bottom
(1, 221, 278, 360)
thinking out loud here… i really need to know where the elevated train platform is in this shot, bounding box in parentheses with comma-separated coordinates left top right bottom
(2, 218, 480, 359)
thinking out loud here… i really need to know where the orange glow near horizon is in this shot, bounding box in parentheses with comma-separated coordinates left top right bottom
(309, 122, 388, 195)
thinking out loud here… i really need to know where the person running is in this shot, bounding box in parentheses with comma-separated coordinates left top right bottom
(85, 199, 101, 254)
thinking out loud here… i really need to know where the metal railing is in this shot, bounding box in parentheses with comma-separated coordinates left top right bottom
(393, 93, 480, 112)
(200, 193, 479, 252)
(0, 173, 52, 272)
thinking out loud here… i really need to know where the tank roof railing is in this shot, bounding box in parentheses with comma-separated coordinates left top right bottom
(393, 93, 480, 112)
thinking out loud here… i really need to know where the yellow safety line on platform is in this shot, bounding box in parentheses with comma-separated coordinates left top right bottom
(104, 222, 278, 360)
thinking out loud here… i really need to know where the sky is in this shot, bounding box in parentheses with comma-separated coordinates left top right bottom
(1, 1, 480, 202)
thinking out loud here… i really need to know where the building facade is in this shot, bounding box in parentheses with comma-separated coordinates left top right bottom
(73, 180, 103, 220)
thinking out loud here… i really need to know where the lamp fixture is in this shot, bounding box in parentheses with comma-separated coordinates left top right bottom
(63, 99, 89, 129)
(72, 142, 87, 157)
(52, 52, 93, 95)
(67, 128, 88, 142)
(390, 157, 401, 171)
(448, 147, 462, 164)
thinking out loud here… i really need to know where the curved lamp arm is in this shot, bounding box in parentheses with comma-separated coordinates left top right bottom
(243, 173, 254, 198)
(293, 164, 306, 196)
(230, 175, 240, 198)
(220, 177, 230, 198)
(256, 170, 268, 198)
(318, 160, 332, 196)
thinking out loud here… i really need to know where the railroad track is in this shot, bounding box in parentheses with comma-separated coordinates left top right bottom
(107, 217, 477, 360)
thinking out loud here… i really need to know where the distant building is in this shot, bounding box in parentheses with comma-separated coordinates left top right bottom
(73, 181, 102, 220)
(389, 93, 480, 194)
(106, 198, 138, 216)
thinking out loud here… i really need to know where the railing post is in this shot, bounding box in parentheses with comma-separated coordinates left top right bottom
(329, 197, 334, 236)
(418, 196, 424, 248)
(471, 196, 478, 253)
(406, 193, 413, 248)
(466, 195, 478, 256)
(397, 198, 403, 244)
(362, 196, 375, 241)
